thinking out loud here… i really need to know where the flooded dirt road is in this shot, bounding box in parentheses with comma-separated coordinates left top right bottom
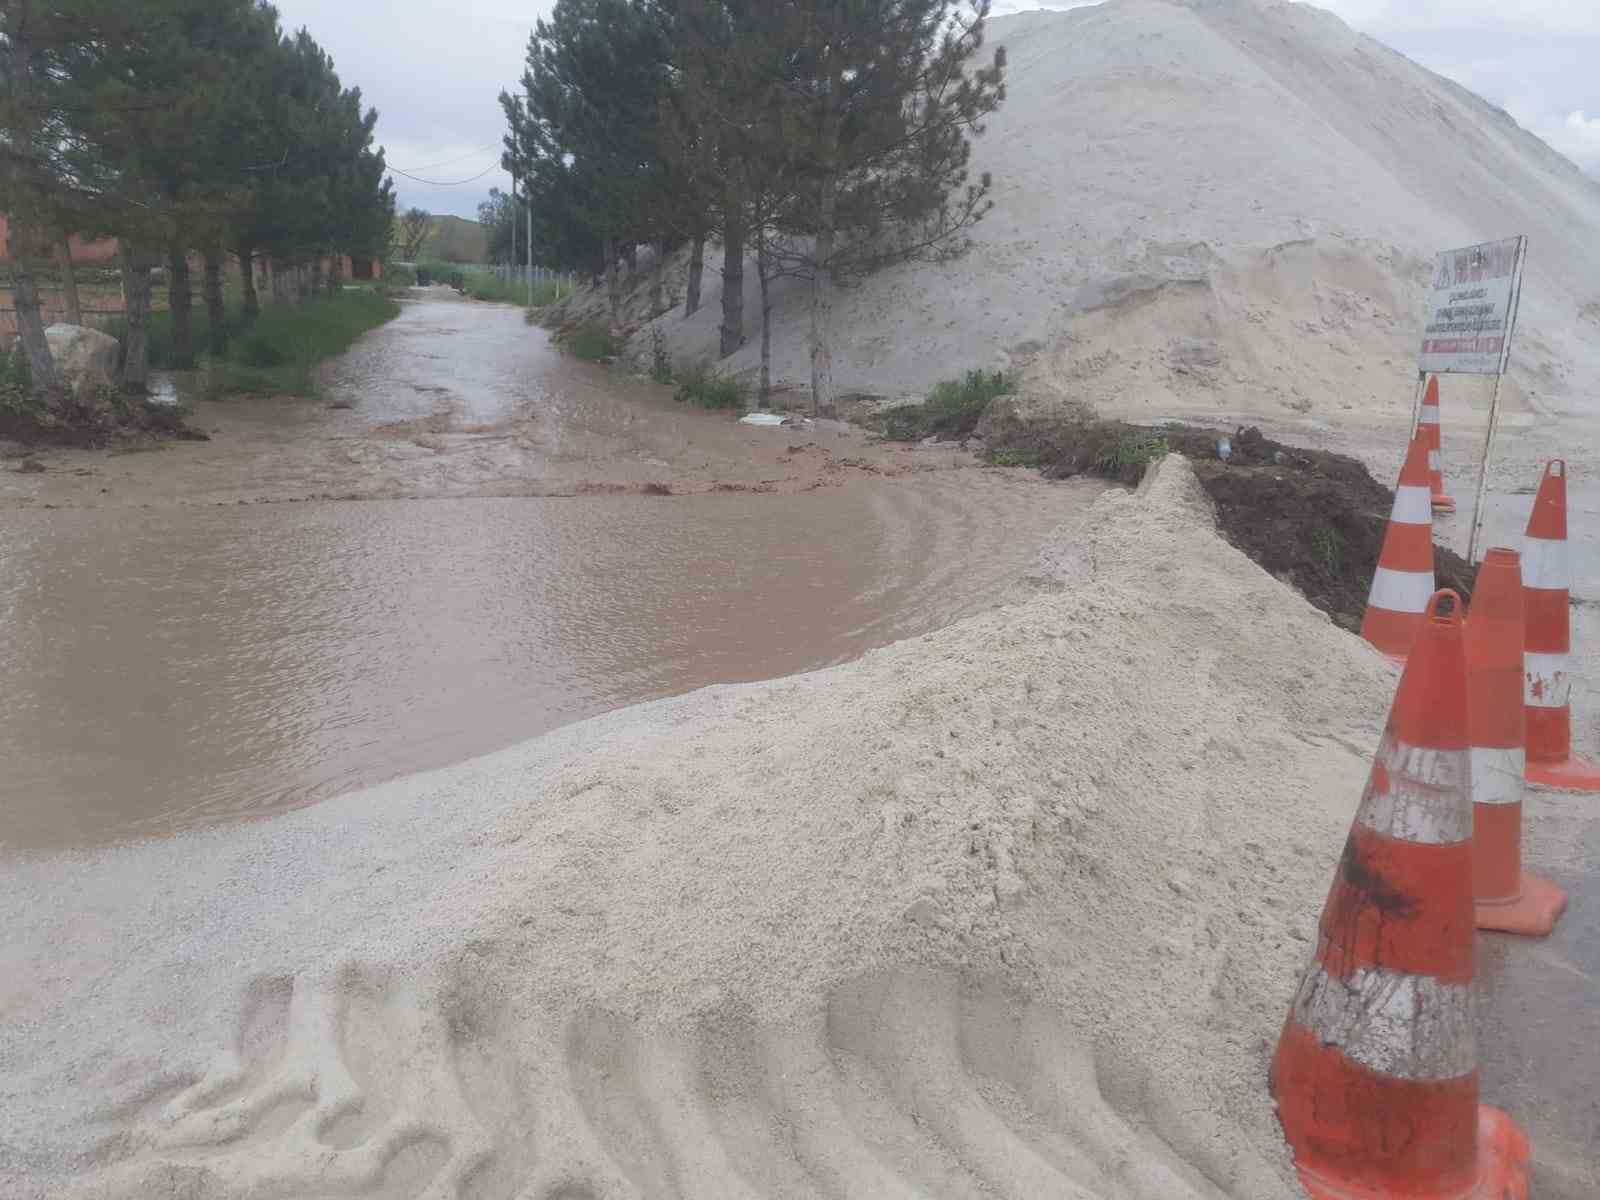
(0, 295, 1101, 852)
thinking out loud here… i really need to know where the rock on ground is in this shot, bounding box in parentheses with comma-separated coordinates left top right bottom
(43, 324, 119, 402)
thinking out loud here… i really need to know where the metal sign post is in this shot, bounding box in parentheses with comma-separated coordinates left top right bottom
(1414, 236, 1528, 565)
(1465, 237, 1527, 564)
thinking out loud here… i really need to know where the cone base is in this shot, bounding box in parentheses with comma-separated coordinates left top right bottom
(1293, 1106, 1529, 1200)
(1526, 753, 1600, 792)
(1431, 494, 1456, 512)
(1476, 873, 1570, 937)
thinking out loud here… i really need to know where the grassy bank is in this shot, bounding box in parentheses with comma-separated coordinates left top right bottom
(462, 269, 569, 307)
(114, 290, 400, 397)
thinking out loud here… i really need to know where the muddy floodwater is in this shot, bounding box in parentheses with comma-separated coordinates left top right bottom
(1, 296, 1101, 851)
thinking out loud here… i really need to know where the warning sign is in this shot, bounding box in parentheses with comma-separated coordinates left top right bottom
(1418, 236, 1525, 375)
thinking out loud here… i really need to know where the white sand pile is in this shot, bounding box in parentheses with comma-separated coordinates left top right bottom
(573, 0, 1600, 425)
(0, 457, 1404, 1199)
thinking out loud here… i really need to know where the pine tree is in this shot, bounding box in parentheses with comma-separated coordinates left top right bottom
(776, 0, 1005, 415)
(505, 0, 671, 330)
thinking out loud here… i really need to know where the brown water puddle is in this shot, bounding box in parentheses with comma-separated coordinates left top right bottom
(0, 474, 1100, 853)
(2, 294, 1107, 851)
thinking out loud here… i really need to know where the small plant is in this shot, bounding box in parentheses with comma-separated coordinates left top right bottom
(878, 368, 1013, 441)
(1311, 525, 1344, 574)
(567, 323, 619, 362)
(1094, 432, 1169, 476)
(673, 362, 747, 410)
(649, 327, 672, 384)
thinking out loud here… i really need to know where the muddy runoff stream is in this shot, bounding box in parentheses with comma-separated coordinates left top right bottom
(1, 294, 1101, 853)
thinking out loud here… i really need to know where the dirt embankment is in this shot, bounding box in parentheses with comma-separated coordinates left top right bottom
(979, 407, 1474, 629)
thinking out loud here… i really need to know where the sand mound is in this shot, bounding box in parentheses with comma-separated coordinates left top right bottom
(573, 0, 1600, 425)
(0, 456, 1404, 1198)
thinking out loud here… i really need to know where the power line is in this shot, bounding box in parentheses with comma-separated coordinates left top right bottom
(390, 144, 502, 174)
(386, 161, 502, 186)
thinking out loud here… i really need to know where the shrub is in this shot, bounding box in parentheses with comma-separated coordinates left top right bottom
(416, 262, 464, 290)
(567, 323, 618, 362)
(236, 332, 288, 367)
(878, 368, 1013, 441)
(673, 362, 747, 410)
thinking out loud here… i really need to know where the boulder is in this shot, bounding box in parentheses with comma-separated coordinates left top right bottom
(44, 323, 120, 403)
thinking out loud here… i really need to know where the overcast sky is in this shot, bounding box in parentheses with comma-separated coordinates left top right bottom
(272, 0, 1600, 221)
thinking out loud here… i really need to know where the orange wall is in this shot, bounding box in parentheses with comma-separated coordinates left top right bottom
(0, 215, 121, 265)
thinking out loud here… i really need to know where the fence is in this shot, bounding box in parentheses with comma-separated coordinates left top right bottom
(489, 264, 578, 302)
(0, 288, 132, 343)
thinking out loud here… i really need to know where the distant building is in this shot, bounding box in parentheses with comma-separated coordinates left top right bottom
(0, 216, 121, 265)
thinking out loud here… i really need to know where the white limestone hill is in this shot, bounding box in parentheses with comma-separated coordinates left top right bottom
(584, 0, 1600, 424)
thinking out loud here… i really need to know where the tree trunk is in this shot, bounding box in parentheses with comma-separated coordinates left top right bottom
(237, 244, 260, 323)
(203, 245, 228, 358)
(168, 247, 194, 368)
(3, 9, 61, 397)
(119, 243, 154, 392)
(59, 235, 82, 326)
(328, 254, 344, 297)
(719, 213, 744, 359)
(809, 166, 839, 417)
(269, 258, 292, 306)
(603, 236, 621, 331)
(650, 239, 665, 317)
(310, 256, 325, 297)
(685, 232, 704, 317)
(757, 227, 773, 408)
(623, 242, 637, 275)
(6, 219, 61, 396)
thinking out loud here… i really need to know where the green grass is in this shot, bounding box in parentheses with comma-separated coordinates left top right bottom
(109, 290, 399, 398)
(461, 269, 571, 308)
(1093, 431, 1169, 476)
(673, 363, 747, 410)
(1311, 525, 1344, 574)
(878, 369, 1013, 441)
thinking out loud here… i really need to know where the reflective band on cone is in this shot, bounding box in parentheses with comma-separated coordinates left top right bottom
(1466, 548, 1567, 936)
(1520, 461, 1600, 791)
(1361, 431, 1436, 661)
(1420, 376, 1456, 511)
(1271, 591, 1530, 1200)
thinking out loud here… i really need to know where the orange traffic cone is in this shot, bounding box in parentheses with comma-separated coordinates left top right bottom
(1361, 429, 1436, 660)
(1272, 591, 1530, 1200)
(1419, 376, 1456, 511)
(1522, 460, 1600, 791)
(1467, 548, 1568, 935)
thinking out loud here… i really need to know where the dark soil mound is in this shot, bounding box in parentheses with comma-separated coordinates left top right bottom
(0, 388, 207, 449)
(985, 416, 1474, 631)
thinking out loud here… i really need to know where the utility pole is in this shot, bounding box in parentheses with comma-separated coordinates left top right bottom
(510, 174, 517, 284)
(527, 187, 533, 306)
